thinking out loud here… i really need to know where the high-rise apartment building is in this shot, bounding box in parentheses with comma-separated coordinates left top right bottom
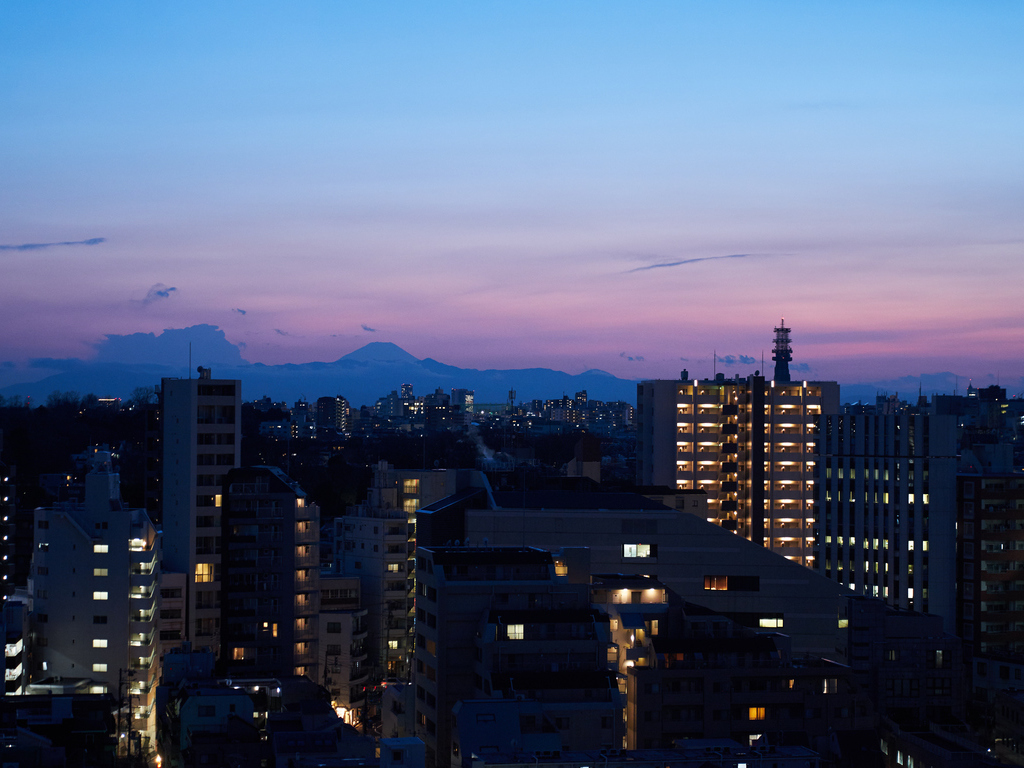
(816, 411, 957, 628)
(155, 368, 241, 655)
(637, 365, 838, 566)
(316, 395, 350, 433)
(30, 452, 160, 742)
(335, 462, 451, 679)
(957, 472, 1024, 656)
(220, 466, 320, 680)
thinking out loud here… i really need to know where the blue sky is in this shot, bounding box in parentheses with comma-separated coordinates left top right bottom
(2, 2, 1023, 388)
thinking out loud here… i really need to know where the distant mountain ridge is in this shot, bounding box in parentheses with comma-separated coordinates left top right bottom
(0, 327, 639, 407)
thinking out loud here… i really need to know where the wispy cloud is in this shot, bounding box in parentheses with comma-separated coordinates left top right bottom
(361, 324, 377, 332)
(716, 354, 757, 366)
(0, 237, 106, 252)
(232, 308, 247, 315)
(627, 253, 752, 273)
(620, 352, 645, 362)
(274, 328, 289, 336)
(141, 283, 177, 305)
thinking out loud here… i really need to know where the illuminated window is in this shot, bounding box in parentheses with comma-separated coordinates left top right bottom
(507, 624, 524, 640)
(195, 563, 214, 583)
(93, 568, 108, 577)
(93, 544, 109, 554)
(93, 591, 108, 601)
(92, 663, 108, 673)
(233, 647, 248, 660)
(706, 575, 728, 590)
(623, 544, 653, 558)
(403, 479, 420, 494)
(748, 707, 765, 721)
(388, 640, 399, 650)
(759, 615, 784, 629)
(387, 563, 401, 572)
(93, 638, 108, 648)
(705, 574, 759, 591)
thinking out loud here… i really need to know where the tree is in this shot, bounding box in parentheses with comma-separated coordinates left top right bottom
(128, 386, 157, 409)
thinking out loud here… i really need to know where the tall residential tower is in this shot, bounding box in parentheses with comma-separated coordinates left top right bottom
(636, 323, 838, 566)
(155, 368, 241, 656)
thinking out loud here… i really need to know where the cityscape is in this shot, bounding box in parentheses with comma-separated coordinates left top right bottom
(3, 3, 1023, 767)
(1, 319, 1023, 767)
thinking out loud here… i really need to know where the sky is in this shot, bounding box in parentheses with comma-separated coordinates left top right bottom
(2, 2, 1023, 392)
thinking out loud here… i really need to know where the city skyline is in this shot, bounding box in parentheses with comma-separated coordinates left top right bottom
(3, 2, 1023, 388)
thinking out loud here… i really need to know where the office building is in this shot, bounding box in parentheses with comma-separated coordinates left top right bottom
(154, 368, 241, 655)
(636, 324, 839, 566)
(816, 411, 957, 628)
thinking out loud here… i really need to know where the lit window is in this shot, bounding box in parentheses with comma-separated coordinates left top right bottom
(748, 707, 765, 721)
(195, 563, 214, 583)
(92, 663, 108, 673)
(705, 575, 727, 590)
(623, 544, 653, 558)
(388, 640, 399, 650)
(93, 638, 108, 648)
(403, 479, 420, 494)
(507, 624, 524, 640)
(93, 591, 108, 601)
(387, 563, 401, 572)
(94, 568, 108, 577)
(94, 544, 109, 554)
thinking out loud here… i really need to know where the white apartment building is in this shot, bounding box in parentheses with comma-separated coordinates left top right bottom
(31, 452, 160, 743)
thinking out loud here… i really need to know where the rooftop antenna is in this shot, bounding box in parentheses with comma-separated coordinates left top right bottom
(189, 342, 192, 379)
(713, 349, 716, 378)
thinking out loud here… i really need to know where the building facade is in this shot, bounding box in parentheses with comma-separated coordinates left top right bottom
(816, 411, 957, 628)
(414, 547, 621, 768)
(637, 374, 838, 567)
(334, 462, 452, 679)
(957, 472, 1024, 657)
(30, 453, 160, 742)
(220, 465, 320, 681)
(155, 369, 241, 655)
